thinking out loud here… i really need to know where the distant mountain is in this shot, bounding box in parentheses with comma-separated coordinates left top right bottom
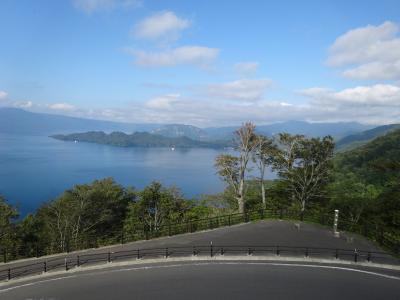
(204, 121, 371, 141)
(151, 124, 208, 141)
(336, 124, 400, 151)
(51, 131, 229, 149)
(0, 108, 160, 135)
(0, 107, 373, 141)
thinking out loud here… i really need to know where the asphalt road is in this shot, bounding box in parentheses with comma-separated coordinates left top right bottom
(1, 261, 400, 300)
(0, 220, 389, 272)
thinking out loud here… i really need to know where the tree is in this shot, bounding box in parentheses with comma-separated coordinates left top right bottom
(215, 122, 257, 213)
(328, 172, 380, 225)
(252, 135, 276, 209)
(274, 134, 335, 218)
(125, 182, 187, 233)
(0, 196, 18, 257)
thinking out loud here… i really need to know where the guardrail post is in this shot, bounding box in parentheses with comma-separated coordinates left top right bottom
(335, 249, 339, 259)
(108, 251, 111, 263)
(367, 252, 371, 262)
(276, 246, 280, 256)
(7, 268, 11, 281)
(137, 249, 140, 259)
(210, 242, 213, 257)
(77, 255, 80, 267)
(193, 246, 197, 256)
(220, 247, 224, 256)
(248, 248, 253, 256)
(305, 247, 309, 258)
(260, 209, 264, 220)
(354, 249, 358, 263)
(44, 261, 47, 273)
(65, 258, 68, 271)
(165, 247, 169, 258)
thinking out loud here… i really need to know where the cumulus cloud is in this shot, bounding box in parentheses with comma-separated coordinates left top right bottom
(133, 11, 190, 42)
(327, 21, 400, 80)
(234, 62, 259, 76)
(130, 46, 219, 67)
(301, 84, 400, 107)
(0, 91, 8, 101)
(47, 103, 77, 111)
(73, 0, 140, 13)
(206, 78, 272, 102)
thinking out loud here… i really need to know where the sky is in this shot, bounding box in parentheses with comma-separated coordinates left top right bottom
(0, 0, 400, 127)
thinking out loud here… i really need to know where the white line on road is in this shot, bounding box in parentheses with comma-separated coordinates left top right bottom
(1, 261, 399, 293)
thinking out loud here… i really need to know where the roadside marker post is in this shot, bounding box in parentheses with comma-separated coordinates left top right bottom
(334, 210, 340, 238)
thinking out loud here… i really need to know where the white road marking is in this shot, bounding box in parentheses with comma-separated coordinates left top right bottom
(1, 261, 399, 293)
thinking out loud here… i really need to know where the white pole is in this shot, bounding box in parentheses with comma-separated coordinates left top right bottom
(333, 209, 340, 237)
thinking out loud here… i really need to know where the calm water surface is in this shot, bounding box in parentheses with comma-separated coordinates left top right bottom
(0, 134, 227, 216)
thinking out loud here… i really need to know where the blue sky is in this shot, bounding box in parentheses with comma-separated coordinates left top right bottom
(0, 0, 399, 126)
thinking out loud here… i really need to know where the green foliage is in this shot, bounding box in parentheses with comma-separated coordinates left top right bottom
(327, 172, 380, 225)
(0, 196, 18, 253)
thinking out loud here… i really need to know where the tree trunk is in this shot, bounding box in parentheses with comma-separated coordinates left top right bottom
(238, 178, 245, 213)
(261, 182, 266, 209)
(300, 200, 306, 221)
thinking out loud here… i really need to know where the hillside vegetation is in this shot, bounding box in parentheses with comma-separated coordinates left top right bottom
(335, 124, 400, 151)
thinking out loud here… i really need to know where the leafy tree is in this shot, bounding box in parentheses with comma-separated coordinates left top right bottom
(274, 134, 335, 218)
(125, 182, 187, 232)
(252, 134, 277, 209)
(0, 196, 18, 257)
(328, 172, 380, 225)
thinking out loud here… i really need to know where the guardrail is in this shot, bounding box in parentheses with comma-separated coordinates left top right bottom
(0, 244, 397, 282)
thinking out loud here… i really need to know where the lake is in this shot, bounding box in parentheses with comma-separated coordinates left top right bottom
(0, 134, 229, 216)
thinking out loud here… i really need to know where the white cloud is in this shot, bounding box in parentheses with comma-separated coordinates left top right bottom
(145, 94, 181, 109)
(234, 62, 259, 76)
(73, 0, 140, 13)
(327, 21, 400, 80)
(130, 46, 219, 67)
(13, 101, 33, 109)
(48, 103, 77, 111)
(133, 11, 190, 42)
(0, 91, 8, 101)
(206, 78, 272, 102)
(301, 84, 400, 107)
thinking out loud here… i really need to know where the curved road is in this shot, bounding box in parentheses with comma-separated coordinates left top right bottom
(1, 261, 400, 300)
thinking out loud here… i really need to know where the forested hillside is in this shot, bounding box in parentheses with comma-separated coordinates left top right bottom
(51, 131, 229, 148)
(335, 124, 400, 151)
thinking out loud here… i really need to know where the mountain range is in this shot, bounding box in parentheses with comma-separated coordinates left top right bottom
(2, 107, 396, 151)
(0, 107, 160, 135)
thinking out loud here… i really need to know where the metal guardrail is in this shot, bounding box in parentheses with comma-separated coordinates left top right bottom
(0, 244, 397, 282)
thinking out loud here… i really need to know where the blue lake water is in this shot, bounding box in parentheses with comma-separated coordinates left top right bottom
(0, 134, 229, 216)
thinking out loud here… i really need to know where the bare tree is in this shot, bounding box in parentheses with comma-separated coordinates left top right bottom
(215, 122, 257, 213)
